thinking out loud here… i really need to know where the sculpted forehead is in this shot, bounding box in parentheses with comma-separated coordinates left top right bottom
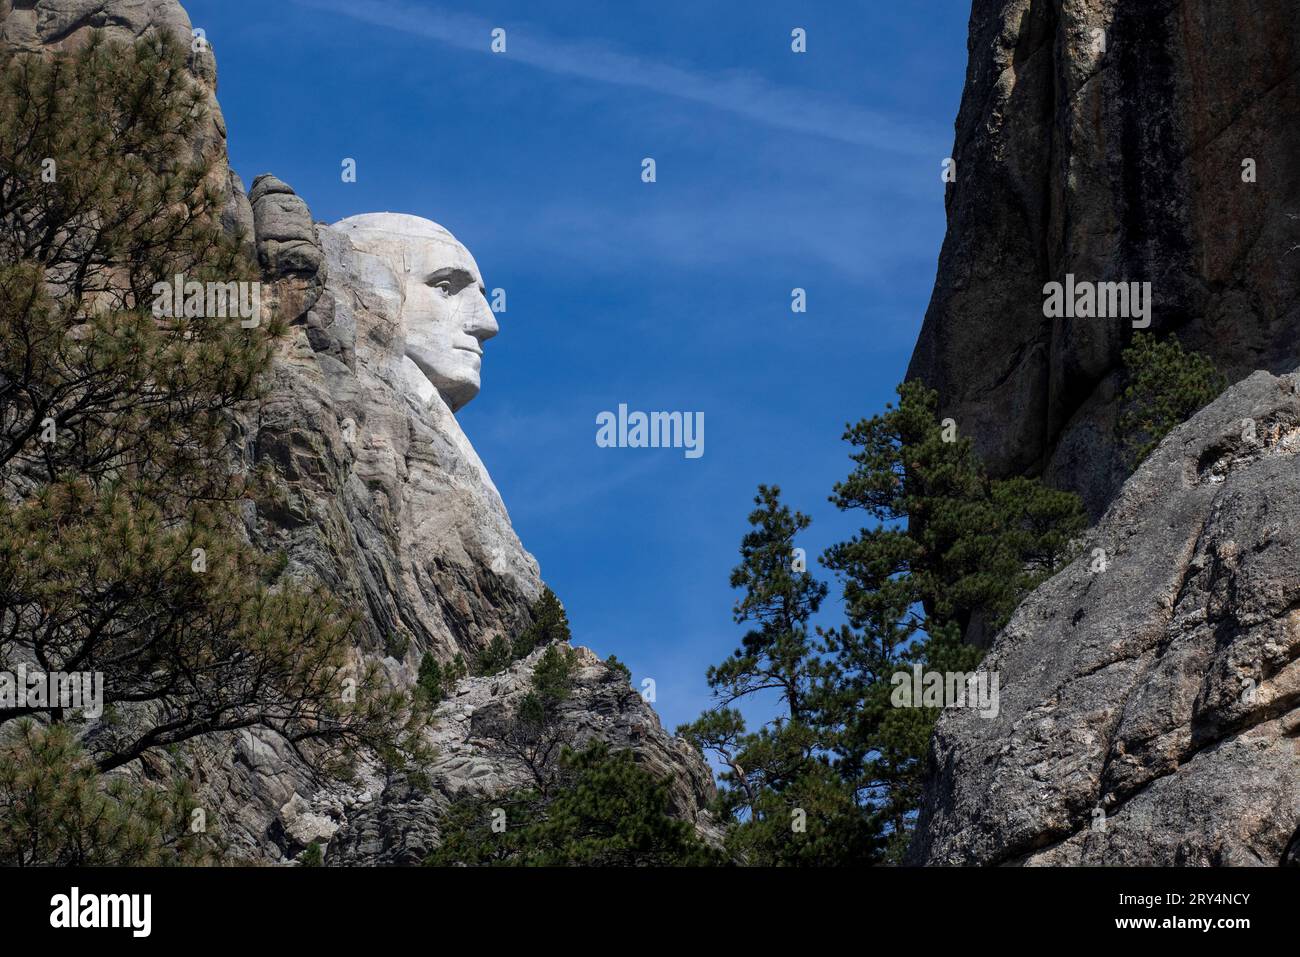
(407, 233, 483, 285)
(334, 213, 483, 283)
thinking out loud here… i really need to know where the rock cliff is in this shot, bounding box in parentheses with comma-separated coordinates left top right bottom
(912, 369, 1300, 865)
(909, 0, 1300, 518)
(228, 194, 719, 862)
(0, 0, 255, 263)
(328, 644, 720, 865)
(249, 198, 542, 669)
(909, 0, 1300, 867)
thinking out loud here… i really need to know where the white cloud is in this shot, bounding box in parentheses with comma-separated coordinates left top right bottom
(294, 0, 940, 155)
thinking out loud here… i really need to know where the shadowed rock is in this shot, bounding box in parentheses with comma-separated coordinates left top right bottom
(908, 0, 1300, 519)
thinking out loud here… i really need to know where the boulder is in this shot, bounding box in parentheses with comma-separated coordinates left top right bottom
(912, 368, 1300, 865)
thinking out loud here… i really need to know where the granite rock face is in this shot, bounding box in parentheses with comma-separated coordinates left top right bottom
(0, 0, 208, 63)
(208, 177, 721, 864)
(220, 201, 718, 862)
(247, 198, 541, 671)
(250, 175, 325, 288)
(911, 369, 1300, 866)
(908, 0, 1300, 518)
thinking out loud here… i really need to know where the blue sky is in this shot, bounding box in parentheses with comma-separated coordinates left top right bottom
(184, 0, 971, 733)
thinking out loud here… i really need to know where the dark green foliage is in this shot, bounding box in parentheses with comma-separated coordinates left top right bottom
(417, 653, 442, 699)
(427, 787, 536, 866)
(683, 382, 1087, 864)
(430, 626, 714, 866)
(415, 652, 466, 710)
(385, 631, 411, 661)
(497, 644, 578, 791)
(473, 635, 513, 677)
(0, 721, 214, 865)
(0, 34, 276, 491)
(474, 589, 574, 676)
(825, 380, 1083, 640)
(415, 652, 443, 709)
(722, 756, 883, 866)
(711, 485, 828, 720)
(530, 643, 577, 707)
(1118, 333, 1227, 466)
(678, 485, 871, 865)
(0, 33, 427, 863)
(425, 743, 720, 867)
(298, 842, 323, 867)
(604, 654, 632, 685)
(510, 587, 571, 659)
(820, 381, 1083, 856)
(819, 620, 982, 861)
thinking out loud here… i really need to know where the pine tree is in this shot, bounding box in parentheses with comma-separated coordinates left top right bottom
(0, 721, 213, 865)
(493, 644, 578, 792)
(679, 486, 878, 865)
(818, 380, 1084, 858)
(426, 743, 720, 867)
(416, 653, 444, 708)
(711, 485, 827, 721)
(0, 33, 426, 859)
(1118, 333, 1227, 466)
(510, 587, 571, 658)
(298, 842, 324, 867)
(684, 384, 1086, 864)
(473, 635, 513, 676)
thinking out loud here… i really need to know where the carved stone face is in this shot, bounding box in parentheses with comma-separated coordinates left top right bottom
(335, 213, 498, 411)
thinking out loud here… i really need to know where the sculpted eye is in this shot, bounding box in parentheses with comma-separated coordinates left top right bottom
(424, 269, 473, 295)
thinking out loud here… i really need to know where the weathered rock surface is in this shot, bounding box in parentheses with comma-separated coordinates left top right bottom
(908, 0, 1300, 518)
(327, 645, 721, 865)
(912, 369, 1300, 866)
(250, 174, 325, 288)
(247, 206, 541, 662)
(0, 0, 204, 60)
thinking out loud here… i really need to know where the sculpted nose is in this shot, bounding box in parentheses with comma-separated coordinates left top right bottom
(465, 294, 499, 343)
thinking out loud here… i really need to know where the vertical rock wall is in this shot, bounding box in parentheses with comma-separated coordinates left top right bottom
(908, 0, 1300, 517)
